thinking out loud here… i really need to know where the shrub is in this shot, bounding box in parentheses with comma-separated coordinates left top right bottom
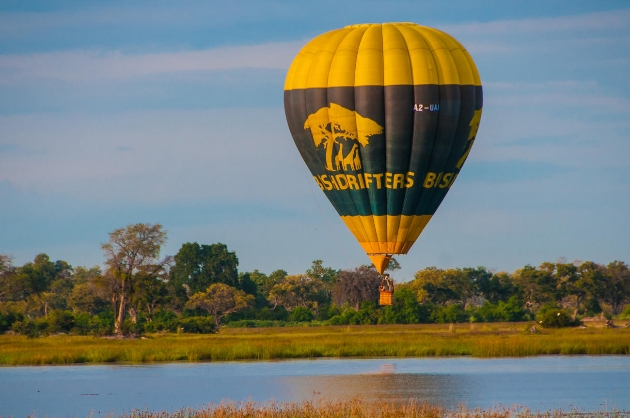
(224, 320, 282, 328)
(48, 310, 76, 333)
(289, 307, 314, 322)
(88, 314, 114, 336)
(2, 310, 23, 332)
(537, 309, 580, 328)
(431, 304, 469, 323)
(472, 296, 530, 323)
(376, 306, 397, 324)
(584, 297, 603, 316)
(11, 320, 39, 338)
(72, 312, 92, 335)
(327, 315, 347, 325)
(374, 288, 430, 324)
(618, 304, 630, 320)
(121, 319, 138, 336)
(177, 316, 216, 334)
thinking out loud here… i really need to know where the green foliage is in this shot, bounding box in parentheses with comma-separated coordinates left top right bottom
(0, 310, 22, 332)
(142, 310, 178, 333)
(393, 288, 430, 324)
(3, 242, 630, 336)
(289, 306, 314, 322)
(268, 274, 328, 313)
(237, 272, 259, 296)
(537, 309, 580, 328)
(101, 223, 170, 335)
(318, 304, 340, 321)
(584, 297, 602, 316)
(330, 301, 380, 325)
(471, 296, 530, 323)
(306, 260, 340, 285)
(385, 257, 401, 271)
(177, 316, 217, 334)
(185, 283, 254, 327)
(476, 271, 515, 303)
(373, 287, 430, 325)
(619, 304, 630, 319)
(89, 312, 115, 336)
(72, 312, 92, 335)
(10, 310, 78, 337)
(376, 306, 397, 325)
(170, 242, 239, 301)
(431, 304, 469, 323)
(47, 310, 76, 333)
(120, 319, 138, 336)
(12, 319, 40, 338)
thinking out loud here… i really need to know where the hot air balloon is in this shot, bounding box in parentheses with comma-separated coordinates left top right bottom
(284, 23, 482, 279)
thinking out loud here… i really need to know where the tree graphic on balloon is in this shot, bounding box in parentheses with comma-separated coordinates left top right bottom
(304, 103, 383, 173)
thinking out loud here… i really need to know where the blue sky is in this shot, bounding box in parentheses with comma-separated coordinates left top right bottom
(1, 0, 629, 281)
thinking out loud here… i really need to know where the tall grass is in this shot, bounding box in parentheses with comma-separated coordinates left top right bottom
(0, 323, 628, 366)
(110, 399, 630, 418)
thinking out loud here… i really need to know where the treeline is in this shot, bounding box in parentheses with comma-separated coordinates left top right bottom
(1, 223, 629, 337)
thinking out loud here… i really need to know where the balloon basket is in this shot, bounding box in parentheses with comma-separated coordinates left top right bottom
(379, 290, 394, 306)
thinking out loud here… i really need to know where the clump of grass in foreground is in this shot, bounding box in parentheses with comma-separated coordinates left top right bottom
(1, 324, 629, 366)
(106, 399, 630, 418)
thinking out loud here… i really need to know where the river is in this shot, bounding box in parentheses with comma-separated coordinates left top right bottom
(1, 356, 629, 417)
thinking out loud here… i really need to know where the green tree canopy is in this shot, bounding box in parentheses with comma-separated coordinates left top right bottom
(185, 283, 254, 327)
(170, 242, 239, 306)
(101, 223, 171, 334)
(268, 274, 328, 313)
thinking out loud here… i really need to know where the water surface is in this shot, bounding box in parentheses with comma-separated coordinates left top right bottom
(1, 356, 628, 417)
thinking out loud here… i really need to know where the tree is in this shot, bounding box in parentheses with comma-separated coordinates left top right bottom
(447, 268, 483, 309)
(4, 254, 69, 301)
(410, 267, 445, 303)
(332, 265, 380, 310)
(385, 257, 401, 272)
(477, 271, 516, 304)
(237, 272, 259, 296)
(0, 254, 16, 301)
(559, 261, 597, 320)
(268, 274, 327, 313)
(101, 223, 171, 335)
(412, 268, 462, 306)
(23, 254, 58, 294)
(49, 260, 75, 301)
(68, 281, 109, 315)
(132, 271, 171, 322)
(599, 261, 630, 315)
(512, 264, 558, 312)
(170, 242, 239, 308)
(185, 283, 254, 327)
(306, 260, 340, 285)
(266, 270, 288, 294)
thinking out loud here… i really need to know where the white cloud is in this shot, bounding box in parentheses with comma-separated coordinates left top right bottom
(0, 41, 302, 84)
(0, 108, 311, 204)
(485, 80, 600, 91)
(490, 93, 630, 114)
(442, 9, 630, 35)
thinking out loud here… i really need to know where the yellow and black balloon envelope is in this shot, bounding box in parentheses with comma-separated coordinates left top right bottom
(284, 23, 482, 273)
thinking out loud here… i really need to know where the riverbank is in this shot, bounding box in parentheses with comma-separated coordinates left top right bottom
(1, 323, 628, 366)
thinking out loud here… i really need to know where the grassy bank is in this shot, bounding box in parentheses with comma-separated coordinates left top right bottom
(94, 399, 630, 418)
(0, 323, 628, 366)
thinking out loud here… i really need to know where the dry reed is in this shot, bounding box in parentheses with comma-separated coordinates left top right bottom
(110, 399, 630, 418)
